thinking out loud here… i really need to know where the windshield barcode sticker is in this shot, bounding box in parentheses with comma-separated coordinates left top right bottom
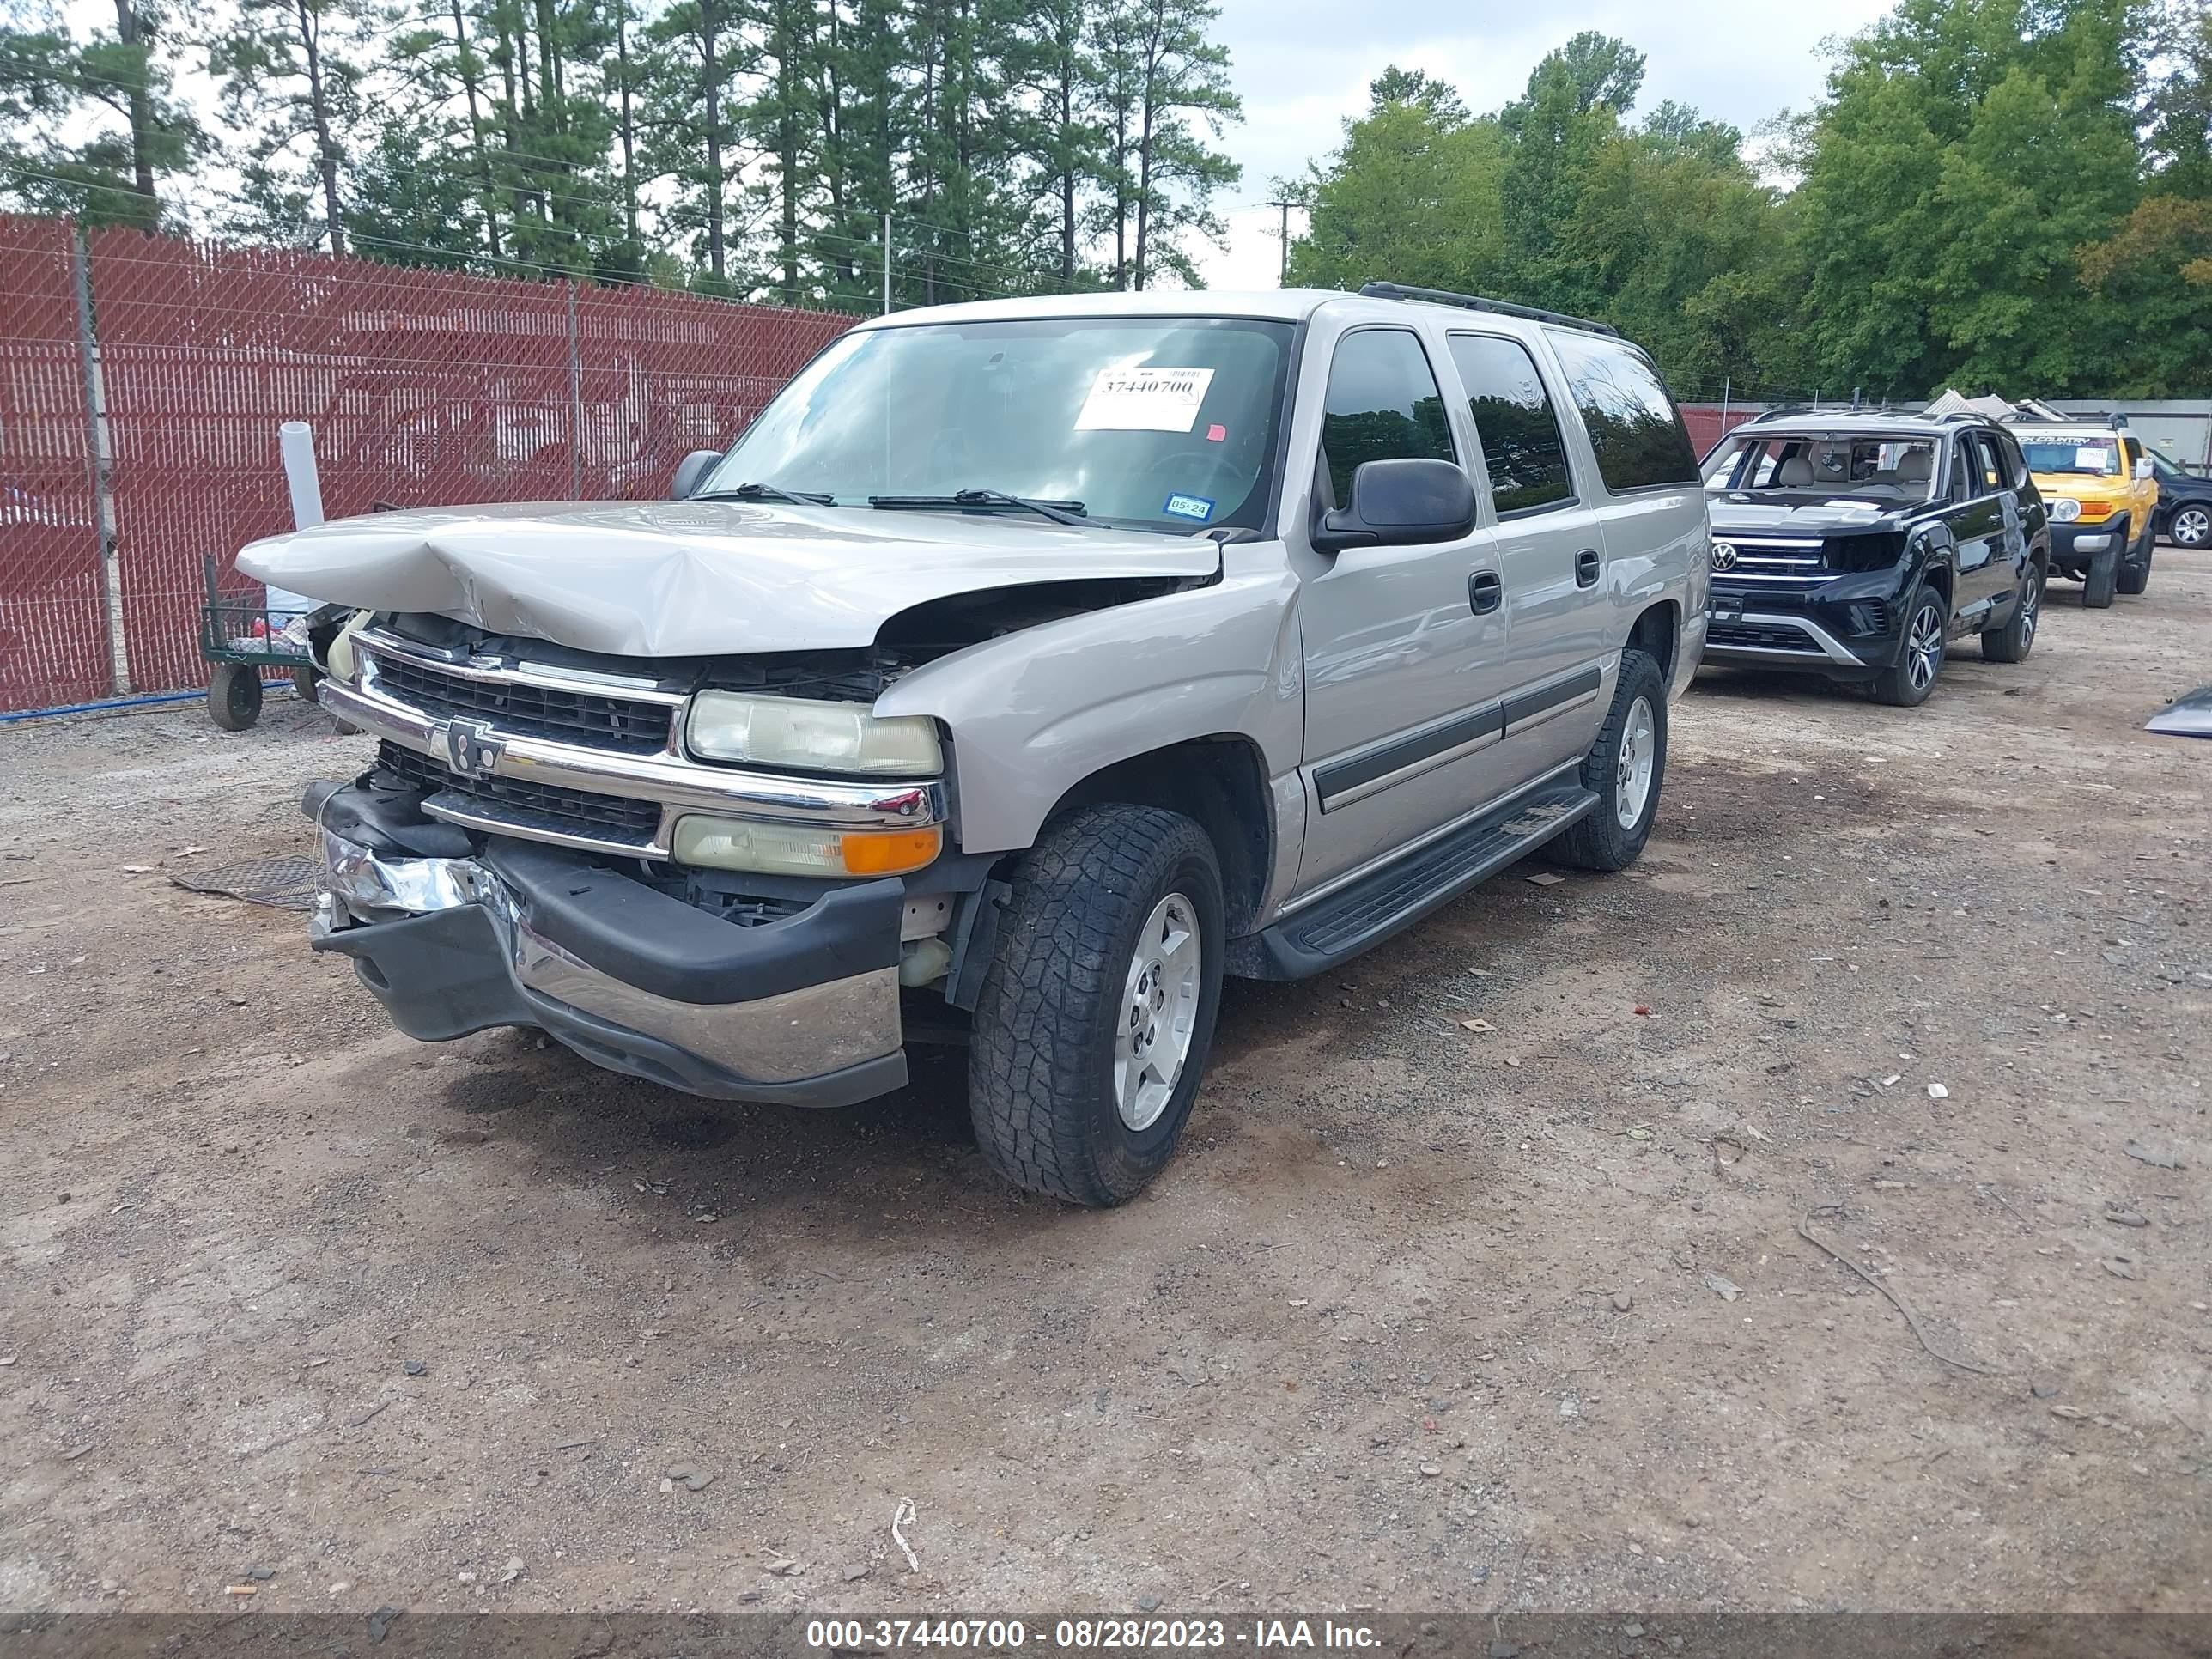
(1075, 366, 1216, 432)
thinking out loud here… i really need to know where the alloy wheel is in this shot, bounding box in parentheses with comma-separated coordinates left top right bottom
(1115, 892, 1202, 1132)
(1907, 601, 1943, 694)
(1614, 696, 1656, 830)
(2176, 507, 2211, 549)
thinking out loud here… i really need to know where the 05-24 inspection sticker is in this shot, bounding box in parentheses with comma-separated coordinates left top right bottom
(1162, 493, 1215, 523)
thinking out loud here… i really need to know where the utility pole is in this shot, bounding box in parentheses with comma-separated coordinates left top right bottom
(1264, 198, 1295, 284)
(882, 211, 891, 315)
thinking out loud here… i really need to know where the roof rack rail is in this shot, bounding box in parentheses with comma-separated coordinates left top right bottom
(1358, 281, 1620, 337)
(2003, 410, 2129, 430)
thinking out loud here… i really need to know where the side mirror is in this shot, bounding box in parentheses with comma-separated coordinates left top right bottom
(1313, 457, 1477, 554)
(672, 449, 722, 500)
(2136, 457, 2154, 482)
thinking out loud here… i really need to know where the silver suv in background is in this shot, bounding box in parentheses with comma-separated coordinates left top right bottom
(242, 283, 1708, 1206)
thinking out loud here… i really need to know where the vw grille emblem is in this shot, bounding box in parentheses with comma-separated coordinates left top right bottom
(443, 718, 505, 780)
(1711, 541, 1739, 572)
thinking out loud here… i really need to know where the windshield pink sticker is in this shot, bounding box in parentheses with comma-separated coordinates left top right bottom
(1074, 367, 1216, 433)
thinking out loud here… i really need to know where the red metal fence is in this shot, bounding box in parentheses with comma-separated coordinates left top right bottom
(1680, 404, 1759, 458)
(0, 218, 852, 712)
(0, 219, 106, 710)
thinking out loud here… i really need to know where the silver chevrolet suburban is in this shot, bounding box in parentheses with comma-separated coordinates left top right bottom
(241, 282, 1708, 1206)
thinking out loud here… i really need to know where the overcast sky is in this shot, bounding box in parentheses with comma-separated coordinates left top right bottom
(1198, 0, 1900, 289)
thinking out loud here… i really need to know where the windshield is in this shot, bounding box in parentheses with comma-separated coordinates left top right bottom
(700, 315, 1295, 532)
(2021, 437, 2118, 477)
(1705, 434, 1941, 503)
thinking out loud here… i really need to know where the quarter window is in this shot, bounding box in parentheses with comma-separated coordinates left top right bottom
(1545, 331, 1699, 493)
(1447, 334, 1574, 514)
(1319, 329, 1455, 507)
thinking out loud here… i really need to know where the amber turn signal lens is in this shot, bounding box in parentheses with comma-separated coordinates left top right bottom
(840, 826, 942, 876)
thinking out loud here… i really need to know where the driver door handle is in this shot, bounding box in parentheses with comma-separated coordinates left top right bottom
(1575, 549, 1601, 588)
(1469, 570, 1502, 615)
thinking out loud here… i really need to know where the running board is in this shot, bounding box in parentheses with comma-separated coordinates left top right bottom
(1233, 778, 1599, 981)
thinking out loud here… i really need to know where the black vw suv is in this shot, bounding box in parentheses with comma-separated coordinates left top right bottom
(1698, 411, 2049, 707)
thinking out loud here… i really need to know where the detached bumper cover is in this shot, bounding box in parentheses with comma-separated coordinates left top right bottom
(311, 809, 908, 1107)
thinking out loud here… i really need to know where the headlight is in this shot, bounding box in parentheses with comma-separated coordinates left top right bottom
(685, 691, 942, 776)
(2050, 497, 2081, 522)
(672, 815, 941, 877)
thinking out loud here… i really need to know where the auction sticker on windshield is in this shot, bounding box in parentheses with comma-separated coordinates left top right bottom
(1076, 366, 1216, 432)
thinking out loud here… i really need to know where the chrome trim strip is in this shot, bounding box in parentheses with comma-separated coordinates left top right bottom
(419, 793, 670, 860)
(319, 676, 947, 831)
(1708, 571, 1838, 584)
(1281, 758, 1584, 918)
(1705, 611, 1866, 666)
(357, 628, 685, 703)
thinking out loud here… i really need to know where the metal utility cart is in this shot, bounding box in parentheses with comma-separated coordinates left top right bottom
(196, 554, 320, 731)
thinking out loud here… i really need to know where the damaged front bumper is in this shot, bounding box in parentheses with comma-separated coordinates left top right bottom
(310, 805, 911, 1108)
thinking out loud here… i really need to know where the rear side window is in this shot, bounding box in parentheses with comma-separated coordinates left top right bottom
(1447, 334, 1574, 514)
(1969, 433, 2005, 490)
(1319, 329, 1455, 507)
(1546, 331, 1699, 493)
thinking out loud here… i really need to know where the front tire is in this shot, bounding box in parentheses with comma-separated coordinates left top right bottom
(1982, 562, 2043, 663)
(2171, 505, 2210, 549)
(1872, 586, 1947, 707)
(968, 804, 1225, 1207)
(1553, 647, 1667, 872)
(2082, 540, 2119, 608)
(2117, 524, 2153, 597)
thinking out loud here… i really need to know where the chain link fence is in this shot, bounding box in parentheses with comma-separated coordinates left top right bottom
(0, 216, 853, 713)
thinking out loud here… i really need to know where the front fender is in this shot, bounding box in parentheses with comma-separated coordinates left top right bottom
(874, 546, 1305, 855)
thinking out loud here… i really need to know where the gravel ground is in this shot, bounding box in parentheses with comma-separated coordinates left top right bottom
(1, 553, 2207, 1617)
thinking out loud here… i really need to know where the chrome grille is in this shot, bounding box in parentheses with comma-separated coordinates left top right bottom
(377, 741, 663, 848)
(1713, 538, 1826, 579)
(364, 648, 675, 755)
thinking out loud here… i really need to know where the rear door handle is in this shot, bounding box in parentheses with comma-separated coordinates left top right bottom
(1575, 549, 1601, 588)
(1469, 570, 1502, 615)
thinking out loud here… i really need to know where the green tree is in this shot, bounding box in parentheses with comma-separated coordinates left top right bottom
(639, 0, 750, 283)
(210, 0, 390, 253)
(1790, 0, 2144, 397)
(1096, 0, 1238, 289)
(0, 0, 198, 228)
(1283, 94, 1506, 295)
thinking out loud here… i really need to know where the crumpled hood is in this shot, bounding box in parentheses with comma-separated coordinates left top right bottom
(1710, 495, 1907, 537)
(235, 500, 1219, 656)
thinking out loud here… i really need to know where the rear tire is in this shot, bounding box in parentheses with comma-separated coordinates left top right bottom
(1553, 647, 1667, 872)
(207, 663, 264, 731)
(968, 804, 1225, 1207)
(2082, 541, 2118, 608)
(1872, 586, 1947, 707)
(1981, 562, 2042, 663)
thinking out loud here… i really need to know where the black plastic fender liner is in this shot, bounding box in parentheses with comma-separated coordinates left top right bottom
(483, 842, 903, 1006)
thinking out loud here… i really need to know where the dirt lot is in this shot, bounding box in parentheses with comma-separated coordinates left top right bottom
(2, 554, 2208, 1620)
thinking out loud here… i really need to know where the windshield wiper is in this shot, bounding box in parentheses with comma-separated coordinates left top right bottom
(868, 489, 1096, 526)
(692, 482, 836, 506)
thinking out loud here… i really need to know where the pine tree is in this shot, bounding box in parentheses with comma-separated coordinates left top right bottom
(210, 0, 390, 252)
(0, 0, 198, 228)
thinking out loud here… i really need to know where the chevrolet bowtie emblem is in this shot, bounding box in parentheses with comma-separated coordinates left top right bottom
(443, 719, 505, 780)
